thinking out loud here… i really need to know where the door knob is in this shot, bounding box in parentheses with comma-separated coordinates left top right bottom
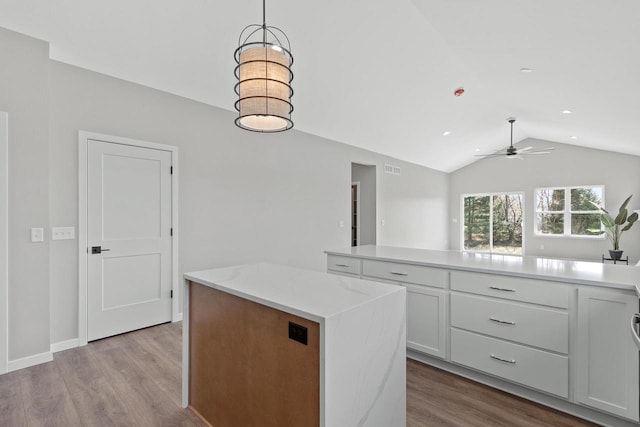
(91, 246, 111, 254)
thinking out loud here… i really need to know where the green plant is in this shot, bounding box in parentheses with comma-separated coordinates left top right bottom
(593, 195, 638, 250)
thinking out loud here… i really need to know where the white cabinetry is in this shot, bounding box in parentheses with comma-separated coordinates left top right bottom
(450, 271, 570, 398)
(577, 287, 639, 421)
(326, 254, 361, 277)
(404, 284, 446, 358)
(325, 248, 640, 426)
(361, 259, 448, 359)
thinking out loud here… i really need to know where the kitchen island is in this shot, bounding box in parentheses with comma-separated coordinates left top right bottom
(182, 262, 406, 427)
(327, 245, 640, 427)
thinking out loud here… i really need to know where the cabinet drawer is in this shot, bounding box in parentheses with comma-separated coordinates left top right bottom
(451, 329, 569, 398)
(451, 293, 569, 353)
(362, 260, 447, 288)
(450, 271, 570, 308)
(327, 255, 361, 275)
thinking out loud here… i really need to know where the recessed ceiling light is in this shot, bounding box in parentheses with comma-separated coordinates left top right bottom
(520, 68, 532, 73)
(570, 135, 577, 139)
(561, 110, 573, 114)
(474, 148, 480, 152)
(443, 131, 451, 136)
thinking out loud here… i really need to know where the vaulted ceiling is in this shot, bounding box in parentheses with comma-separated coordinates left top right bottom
(2, 0, 639, 172)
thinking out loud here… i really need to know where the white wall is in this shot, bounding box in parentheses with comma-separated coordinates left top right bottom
(378, 161, 450, 250)
(47, 61, 450, 344)
(352, 163, 376, 245)
(449, 138, 640, 263)
(0, 28, 50, 361)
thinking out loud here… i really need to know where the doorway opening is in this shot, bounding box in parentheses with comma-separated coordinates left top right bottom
(351, 182, 360, 246)
(351, 163, 376, 246)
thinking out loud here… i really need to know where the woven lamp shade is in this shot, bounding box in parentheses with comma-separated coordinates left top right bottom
(235, 46, 293, 132)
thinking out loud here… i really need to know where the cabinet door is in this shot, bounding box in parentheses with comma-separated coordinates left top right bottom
(577, 288, 639, 421)
(405, 284, 447, 359)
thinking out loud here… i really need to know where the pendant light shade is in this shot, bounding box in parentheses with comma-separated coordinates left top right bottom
(234, 1, 294, 132)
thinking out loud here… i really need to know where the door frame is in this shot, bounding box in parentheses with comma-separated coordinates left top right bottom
(0, 112, 8, 373)
(78, 131, 179, 346)
(351, 181, 360, 246)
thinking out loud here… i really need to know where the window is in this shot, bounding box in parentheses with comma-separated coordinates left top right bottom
(535, 186, 604, 237)
(463, 193, 524, 255)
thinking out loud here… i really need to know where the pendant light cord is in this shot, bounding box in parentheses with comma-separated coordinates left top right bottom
(510, 120, 513, 148)
(262, 0, 267, 44)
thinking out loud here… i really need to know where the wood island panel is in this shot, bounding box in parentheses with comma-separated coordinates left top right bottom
(188, 281, 320, 427)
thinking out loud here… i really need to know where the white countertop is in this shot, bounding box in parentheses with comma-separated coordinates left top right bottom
(184, 262, 405, 323)
(326, 245, 640, 291)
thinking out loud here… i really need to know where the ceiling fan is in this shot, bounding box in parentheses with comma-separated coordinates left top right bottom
(476, 117, 554, 159)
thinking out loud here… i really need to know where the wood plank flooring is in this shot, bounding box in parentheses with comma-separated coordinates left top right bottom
(0, 322, 599, 426)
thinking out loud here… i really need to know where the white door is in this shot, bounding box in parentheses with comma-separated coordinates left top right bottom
(87, 140, 172, 341)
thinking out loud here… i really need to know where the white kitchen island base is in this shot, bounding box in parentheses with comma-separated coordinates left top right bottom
(182, 262, 406, 427)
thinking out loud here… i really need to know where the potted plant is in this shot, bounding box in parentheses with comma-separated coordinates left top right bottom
(594, 195, 638, 260)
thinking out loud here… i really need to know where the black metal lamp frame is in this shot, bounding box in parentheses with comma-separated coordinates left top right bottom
(234, 0, 294, 132)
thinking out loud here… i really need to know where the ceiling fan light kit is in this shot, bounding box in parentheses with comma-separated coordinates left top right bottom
(476, 117, 554, 159)
(234, 0, 294, 132)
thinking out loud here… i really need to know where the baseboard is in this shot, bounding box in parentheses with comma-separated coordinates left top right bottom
(173, 312, 183, 322)
(50, 338, 79, 353)
(8, 350, 53, 372)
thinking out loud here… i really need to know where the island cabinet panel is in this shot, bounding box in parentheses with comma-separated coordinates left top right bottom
(450, 270, 570, 309)
(188, 281, 320, 427)
(576, 287, 639, 422)
(404, 284, 447, 359)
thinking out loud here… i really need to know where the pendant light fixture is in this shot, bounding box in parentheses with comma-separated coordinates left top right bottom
(234, 0, 294, 132)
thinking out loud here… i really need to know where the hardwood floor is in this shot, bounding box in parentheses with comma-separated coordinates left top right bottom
(0, 322, 599, 426)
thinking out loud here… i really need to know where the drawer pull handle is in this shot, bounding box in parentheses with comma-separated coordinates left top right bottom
(490, 354, 516, 364)
(335, 264, 350, 268)
(489, 286, 516, 292)
(390, 271, 409, 276)
(490, 317, 516, 326)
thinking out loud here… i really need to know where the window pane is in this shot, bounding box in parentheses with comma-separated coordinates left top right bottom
(536, 213, 564, 234)
(536, 189, 564, 211)
(492, 194, 523, 255)
(463, 196, 490, 251)
(571, 213, 602, 235)
(570, 187, 603, 211)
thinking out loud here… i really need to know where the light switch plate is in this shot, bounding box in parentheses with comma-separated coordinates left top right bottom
(52, 226, 75, 240)
(31, 228, 44, 242)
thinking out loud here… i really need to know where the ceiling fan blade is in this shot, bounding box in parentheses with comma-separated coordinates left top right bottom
(507, 155, 524, 160)
(525, 147, 555, 153)
(518, 146, 533, 153)
(521, 151, 553, 155)
(475, 153, 506, 158)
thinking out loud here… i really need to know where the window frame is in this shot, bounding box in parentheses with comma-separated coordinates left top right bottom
(460, 191, 526, 256)
(534, 185, 605, 239)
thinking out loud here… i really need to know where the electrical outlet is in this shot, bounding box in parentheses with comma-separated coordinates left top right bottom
(339, 220, 344, 228)
(288, 322, 308, 345)
(31, 228, 44, 242)
(52, 226, 75, 240)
